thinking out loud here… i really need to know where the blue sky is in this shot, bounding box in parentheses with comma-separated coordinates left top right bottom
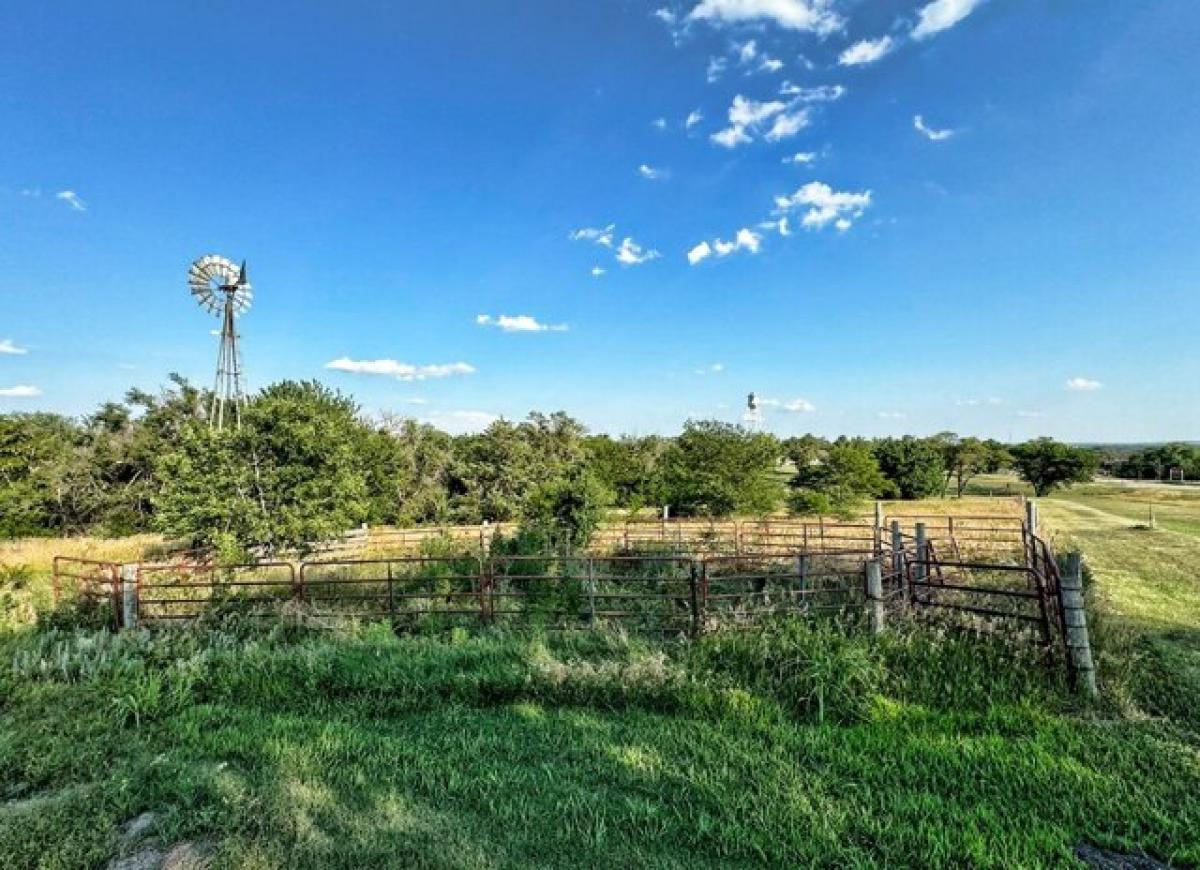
(2, 0, 1197, 441)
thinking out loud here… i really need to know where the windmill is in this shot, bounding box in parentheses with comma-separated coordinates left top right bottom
(743, 391, 763, 432)
(188, 254, 253, 429)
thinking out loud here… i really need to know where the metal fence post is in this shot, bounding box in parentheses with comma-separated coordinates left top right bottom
(120, 563, 139, 630)
(1060, 552, 1098, 697)
(865, 559, 884, 635)
(890, 520, 907, 607)
(586, 558, 597, 625)
(873, 501, 884, 556)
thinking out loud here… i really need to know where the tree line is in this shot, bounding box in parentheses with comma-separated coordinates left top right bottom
(0, 376, 1102, 552)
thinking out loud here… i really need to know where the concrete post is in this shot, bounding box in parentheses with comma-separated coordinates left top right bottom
(120, 563, 138, 630)
(865, 559, 885, 635)
(1060, 552, 1098, 698)
(1025, 500, 1039, 538)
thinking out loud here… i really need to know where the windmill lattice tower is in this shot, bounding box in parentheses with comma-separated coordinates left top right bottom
(188, 254, 253, 429)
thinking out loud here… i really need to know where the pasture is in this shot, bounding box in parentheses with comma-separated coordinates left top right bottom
(1, 489, 1198, 868)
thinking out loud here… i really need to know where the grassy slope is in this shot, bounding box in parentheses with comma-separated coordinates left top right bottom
(3, 488, 1200, 868)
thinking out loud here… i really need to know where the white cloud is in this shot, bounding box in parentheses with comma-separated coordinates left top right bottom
(400, 397, 429, 405)
(838, 36, 894, 66)
(729, 94, 786, 126)
(690, 228, 762, 264)
(782, 398, 816, 413)
(1016, 410, 1044, 419)
(687, 241, 713, 265)
(324, 358, 476, 381)
(616, 237, 661, 265)
(19, 188, 40, 197)
(764, 108, 810, 141)
(912, 0, 983, 40)
(570, 224, 615, 247)
(736, 39, 758, 64)
(758, 216, 792, 236)
(914, 114, 955, 141)
(685, 109, 704, 129)
(956, 397, 1003, 407)
(652, 7, 676, 25)
(0, 339, 28, 355)
(1065, 377, 1103, 392)
(780, 82, 845, 101)
(422, 410, 499, 434)
(711, 94, 787, 148)
(591, 266, 606, 278)
(758, 57, 784, 73)
(476, 314, 568, 333)
(711, 124, 753, 148)
(877, 411, 906, 419)
(0, 385, 41, 398)
(55, 190, 87, 211)
(759, 396, 816, 412)
(689, 0, 843, 35)
(706, 56, 728, 83)
(638, 163, 666, 180)
(694, 362, 725, 374)
(774, 180, 872, 230)
(651, 117, 668, 130)
(782, 151, 817, 165)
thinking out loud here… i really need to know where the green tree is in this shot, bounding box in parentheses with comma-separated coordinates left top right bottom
(585, 434, 666, 511)
(522, 465, 609, 552)
(936, 435, 1013, 498)
(662, 421, 784, 517)
(361, 414, 454, 525)
(789, 439, 892, 518)
(873, 436, 946, 500)
(154, 381, 371, 553)
(1010, 438, 1100, 496)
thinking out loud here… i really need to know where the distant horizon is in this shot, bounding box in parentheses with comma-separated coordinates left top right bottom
(3, 1, 1197, 442)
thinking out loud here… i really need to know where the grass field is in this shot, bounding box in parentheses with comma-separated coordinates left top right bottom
(2, 487, 1199, 868)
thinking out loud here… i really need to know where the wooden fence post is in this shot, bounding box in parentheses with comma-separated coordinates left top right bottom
(120, 563, 139, 630)
(873, 501, 884, 555)
(865, 559, 885, 635)
(1060, 552, 1098, 698)
(913, 522, 928, 603)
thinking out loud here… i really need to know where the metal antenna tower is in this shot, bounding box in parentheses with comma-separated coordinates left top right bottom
(187, 254, 253, 429)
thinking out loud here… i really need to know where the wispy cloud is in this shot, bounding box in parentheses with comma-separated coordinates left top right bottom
(638, 163, 666, 180)
(652, 7, 676, 26)
(325, 359, 476, 381)
(780, 82, 845, 101)
(421, 409, 499, 434)
(0, 385, 41, 398)
(782, 151, 817, 165)
(774, 181, 872, 231)
(914, 114, 955, 141)
(765, 108, 810, 141)
(912, 0, 984, 40)
(688, 0, 843, 35)
(0, 339, 28, 355)
(694, 362, 725, 374)
(1016, 410, 1044, 419)
(711, 94, 787, 148)
(706, 56, 728, 83)
(1065, 377, 1103, 392)
(685, 109, 704, 129)
(838, 36, 894, 66)
(651, 117, 668, 130)
(55, 190, 87, 211)
(687, 228, 763, 265)
(760, 397, 816, 413)
(570, 224, 615, 247)
(955, 397, 1003, 407)
(877, 411, 906, 419)
(476, 314, 568, 333)
(590, 266, 606, 278)
(616, 237, 661, 265)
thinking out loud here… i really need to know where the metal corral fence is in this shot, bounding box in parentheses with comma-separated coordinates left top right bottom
(49, 509, 1094, 688)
